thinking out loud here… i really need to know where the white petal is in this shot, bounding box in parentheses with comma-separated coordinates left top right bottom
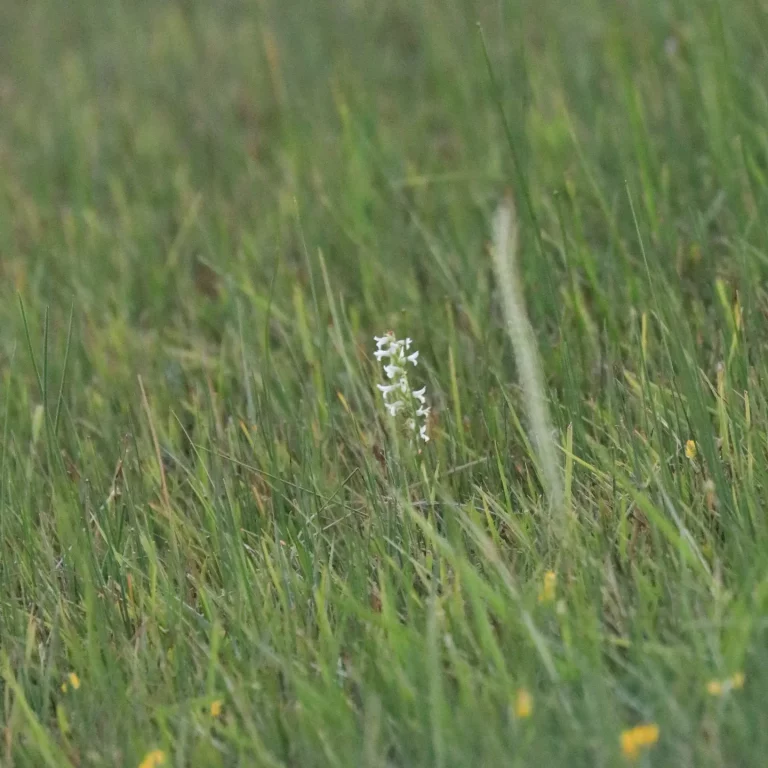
(384, 363, 403, 380)
(398, 377, 409, 393)
(377, 384, 396, 395)
(386, 400, 405, 416)
(417, 405, 431, 418)
(419, 425, 430, 442)
(407, 351, 419, 365)
(412, 386, 426, 404)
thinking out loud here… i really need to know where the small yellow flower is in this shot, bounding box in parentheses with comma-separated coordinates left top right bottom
(685, 440, 697, 459)
(210, 699, 223, 718)
(706, 672, 745, 697)
(61, 672, 81, 693)
(706, 679, 723, 696)
(138, 749, 167, 768)
(621, 723, 659, 761)
(514, 688, 533, 718)
(538, 571, 557, 603)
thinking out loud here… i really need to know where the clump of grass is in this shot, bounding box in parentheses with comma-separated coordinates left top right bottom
(1, 0, 768, 765)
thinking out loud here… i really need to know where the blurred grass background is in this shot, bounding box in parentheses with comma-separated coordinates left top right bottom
(2, 0, 768, 765)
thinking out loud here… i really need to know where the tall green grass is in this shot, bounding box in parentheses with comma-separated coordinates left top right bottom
(2, 0, 768, 765)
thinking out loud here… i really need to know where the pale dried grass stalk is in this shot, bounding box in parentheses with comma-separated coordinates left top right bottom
(491, 197, 563, 517)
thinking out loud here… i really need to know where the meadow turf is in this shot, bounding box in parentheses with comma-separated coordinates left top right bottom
(2, 0, 768, 765)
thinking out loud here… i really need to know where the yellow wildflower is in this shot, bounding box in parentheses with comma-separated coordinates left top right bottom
(685, 440, 697, 459)
(514, 688, 533, 719)
(210, 699, 223, 718)
(706, 679, 722, 696)
(621, 723, 659, 761)
(61, 672, 81, 693)
(538, 571, 557, 603)
(138, 749, 167, 768)
(706, 672, 745, 697)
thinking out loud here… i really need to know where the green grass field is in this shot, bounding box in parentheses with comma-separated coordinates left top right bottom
(3, 0, 768, 765)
